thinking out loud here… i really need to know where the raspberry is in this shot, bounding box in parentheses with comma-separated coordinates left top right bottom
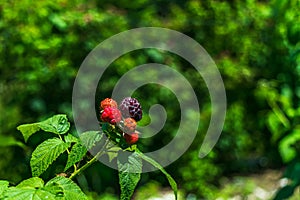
(123, 118, 137, 133)
(123, 132, 139, 145)
(100, 98, 118, 110)
(119, 97, 142, 121)
(101, 107, 122, 124)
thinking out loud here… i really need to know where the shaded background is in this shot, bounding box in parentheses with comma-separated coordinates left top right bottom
(0, 0, 299, 199)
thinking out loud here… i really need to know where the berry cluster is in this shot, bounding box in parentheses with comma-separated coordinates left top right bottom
(99, 97, 143, 145)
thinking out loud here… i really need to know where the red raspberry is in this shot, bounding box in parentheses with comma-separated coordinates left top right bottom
(100, 98, 118, 110)
(123, 132, 139, 145)
(123, 118, 137, 133)
(101, 107, 121, 124)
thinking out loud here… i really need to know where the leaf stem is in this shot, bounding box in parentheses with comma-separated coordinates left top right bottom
(69, 138, 110, 179)
(59, 134, 77, 171)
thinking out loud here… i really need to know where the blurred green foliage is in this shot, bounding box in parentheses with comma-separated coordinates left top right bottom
(0, 0, 299, 199)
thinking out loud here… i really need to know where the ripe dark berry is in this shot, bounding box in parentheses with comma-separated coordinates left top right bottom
(100, 98, 118, 110)
(119, 97, 142, 121)
(101, 107, 122, 124)
(123, 118, 137, 133)
(123, 132, 139, 145)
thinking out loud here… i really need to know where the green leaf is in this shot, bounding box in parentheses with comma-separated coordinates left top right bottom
(38, 114, 70, 135)
(267, 112, 285, 142)
(0, 135, 25, 148)
(118, 153, 142, 200)
(17, 123, 40, 142)
(17, 177, 44, 188)
(64, 134, 79, 143)
(17, 114, 70, 142)
(274, 185, 295, 200)
(79, 131, 102, 150)
(64, 131, 102, 171)
(64, 143, 87, 171)
(31, 138, 71, 177)
(0, 180, 9, 197)
(136, 150, 178, 200)
(279, 129, 300, 163)
(124, 144, 137, 152)
(107, 146, 122, 162)
(4, 177, 58, 200)
(5, 187, 57, 200)
(49, 14, 68, 31)
(43, 182, 64, 198)
(284, 160, 300, 183)
(46, 176, 87, 200)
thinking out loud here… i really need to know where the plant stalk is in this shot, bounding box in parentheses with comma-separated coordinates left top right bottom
(69, 138, 110, 179)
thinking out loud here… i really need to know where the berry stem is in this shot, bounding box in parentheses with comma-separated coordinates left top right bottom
(69, 137, 110, 180)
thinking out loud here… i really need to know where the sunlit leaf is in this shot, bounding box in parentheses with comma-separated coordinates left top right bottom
(31, 138, 71, 177)
(64, 143, 87, 171)
(38, 114, 70, 135)
(0, 180, 9, 197)
(4, 177, 59, 200)
(118, 153, 142, 200)
(46, 176, 87, 200)
(5, 187, 56, 200)
(64, 134, 79, 143)
(17, 114, 70, 142)
(17, 123, 40, 142)
(17, 177, 44, 188)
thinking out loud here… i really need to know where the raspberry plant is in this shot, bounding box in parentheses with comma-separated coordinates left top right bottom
(0, 97, 177, 200)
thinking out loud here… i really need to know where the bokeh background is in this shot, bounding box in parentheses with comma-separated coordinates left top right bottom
(0, 0, 299, 199)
